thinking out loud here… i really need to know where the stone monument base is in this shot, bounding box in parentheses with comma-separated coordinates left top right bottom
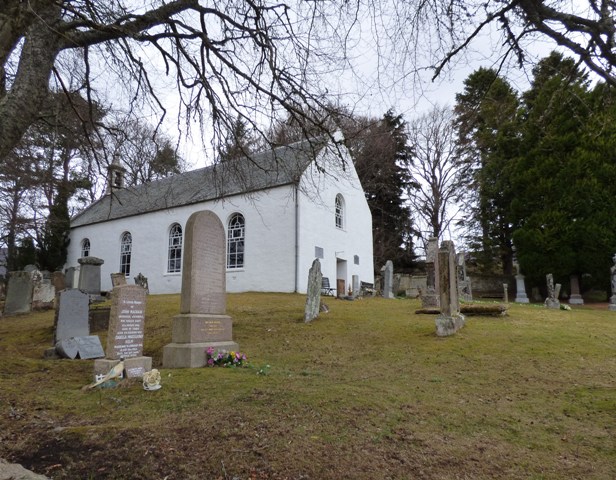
(93, 356, 152, 379)
(514, 295, 530, 303)
(568, 294, 584, 305)
(171, 313, 234, 343)
(435, 314, 465, 337)
(609, 303, 616, 312)
(162, 341, 240, 368)
(545, 299, 560, 309)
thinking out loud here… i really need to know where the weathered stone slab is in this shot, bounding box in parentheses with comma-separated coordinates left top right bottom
(569, 274, 584, 305)
(78, 256, 104, 294)
(55, 338, 79, 359)
(93, 356, 152, 378)
(110, 273, 127, 287)
(75, 335, 105, 359)
(51, 271, 66, 293)
(544, 273, 560, 309)
(382, 260, 394, 299)
(514, 274, 529, 303)
(171, 314, 234, 343)
(164, 209, 239, 368)
(180, 210, 226, 315)
(3, 271, 34, 315)
(134, 273, 149, 294)
(32, 274, 55, 310)
(54, 289, 90, 343)
(107, 284, 147, 359)
(304, 258, 322, 322)
(435, 240, 465, 336)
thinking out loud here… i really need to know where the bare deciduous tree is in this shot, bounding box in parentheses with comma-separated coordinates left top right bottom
(0, 0, 340, 164)
(407, 106, 465, 246)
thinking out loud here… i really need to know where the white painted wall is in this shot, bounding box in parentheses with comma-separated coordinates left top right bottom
(67, 185, 298, 294)
(296, 143, 374, 295)
(67, 141, 374, 295)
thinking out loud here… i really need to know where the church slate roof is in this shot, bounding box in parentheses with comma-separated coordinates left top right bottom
(71, 140, 325, 228)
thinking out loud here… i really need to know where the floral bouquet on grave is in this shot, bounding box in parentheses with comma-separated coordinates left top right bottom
(205, 347, 248, 367)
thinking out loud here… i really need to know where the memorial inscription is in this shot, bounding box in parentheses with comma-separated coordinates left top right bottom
(107, 285, 146, 359)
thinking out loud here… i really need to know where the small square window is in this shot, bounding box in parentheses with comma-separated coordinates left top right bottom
(354, 255, 360, 265)
(315, 246, 324, 259)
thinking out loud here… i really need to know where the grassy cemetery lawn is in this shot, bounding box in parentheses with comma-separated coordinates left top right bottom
(1, 293, 616, 479)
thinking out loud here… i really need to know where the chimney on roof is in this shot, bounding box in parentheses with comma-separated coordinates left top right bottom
(106, 154, 126, 193)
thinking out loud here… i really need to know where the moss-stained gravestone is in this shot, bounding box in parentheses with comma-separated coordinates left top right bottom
(304, 258, 322, 323)
(163, 210, 239, 368)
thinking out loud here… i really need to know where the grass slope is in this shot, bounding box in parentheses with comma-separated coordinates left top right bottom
(1, 294, 615, 479)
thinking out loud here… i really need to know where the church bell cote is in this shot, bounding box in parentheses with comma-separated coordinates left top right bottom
(107, 155, 127, 193)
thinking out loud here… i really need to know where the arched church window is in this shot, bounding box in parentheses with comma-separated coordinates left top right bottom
(227, 213, 245, 269)
(120, 231, 132, 276)
(168, 223, 182, 273)
(335, 194, 345, 230)
(81, 238, 90, 258)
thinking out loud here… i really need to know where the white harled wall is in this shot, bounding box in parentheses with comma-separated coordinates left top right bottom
(66, 185, 298, 294)
(296, 144, 374, 295)
(66, 140, 374, 295)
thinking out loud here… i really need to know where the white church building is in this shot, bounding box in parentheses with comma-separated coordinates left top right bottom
(66, 136, 374, 295)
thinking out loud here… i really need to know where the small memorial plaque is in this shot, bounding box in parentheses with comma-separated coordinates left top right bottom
(107, 285, 147, 360)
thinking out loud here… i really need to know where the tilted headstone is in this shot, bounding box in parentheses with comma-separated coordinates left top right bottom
(94, 284, 151, 378)
(544, 273, 560, 309)
(55, 336, 105, 360)
(610, 254, 616, 311)
(382, 260, 394, 299)
(3, 271, 34, 315)
(134, 273, 149, 294)
(304, 259, 323, 323)
(110, 273, 127, 287)
(422, 237, 440, 308)
(77, 256, 104, 295)
(568, 274, 584, 305)
(54, 289, 90, 343)
(163, 210, 239, 368)
(503, 283, 509, 304)
(435, 241, 465, 336)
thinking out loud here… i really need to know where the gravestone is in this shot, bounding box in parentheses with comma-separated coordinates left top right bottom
(3, 271, 34, 315)
(514, 274, 529, 303)
(77, 256, 104, 295)
(352, 275, 360, 298)
(435, 241, 465, 337)
(32, 270, 55, 310)
(544, 273, 560, 309)
(134, 273, 149, 294)
(64, 266, 79, 289)
(610, 254, 616, 311)
(421, 237, 439, 308)
(94, 284, 151, 378)
(456, 252, 473, 302)
(503, 284, 509, 304)
(51, 271, 66, 293)
(568, 274, 584, 305)
(54, 289, 90, 343)
(304, 259, 322, 323)
(382, 260, 394, 299)
(110, 273, 127, 287)
(163, 210, 239, 368)
(56, 336, 104, 360)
